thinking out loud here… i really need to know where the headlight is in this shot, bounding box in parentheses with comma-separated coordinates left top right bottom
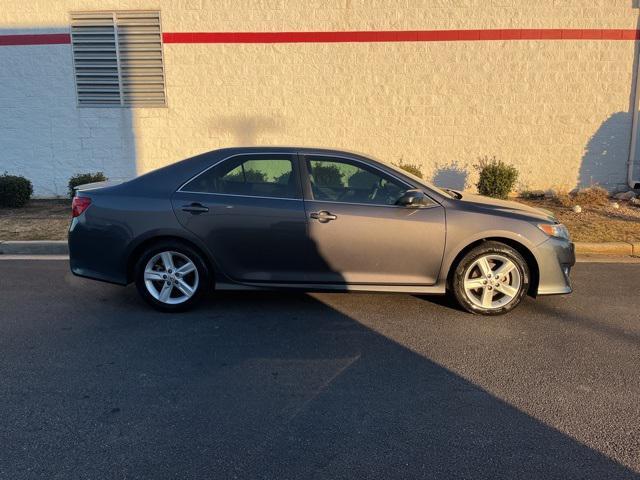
(537, 223, 571, 241)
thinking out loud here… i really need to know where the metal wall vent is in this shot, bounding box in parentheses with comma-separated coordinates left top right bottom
(70, 11, 166, 107)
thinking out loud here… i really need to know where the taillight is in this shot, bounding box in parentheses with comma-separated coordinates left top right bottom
(71, 196, 91, 218)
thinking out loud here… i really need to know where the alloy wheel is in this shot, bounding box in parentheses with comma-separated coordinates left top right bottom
(143, 251, 199, 305)
(463, 254, 522, 310)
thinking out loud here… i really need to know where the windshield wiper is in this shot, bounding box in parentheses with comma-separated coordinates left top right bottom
(444, 188, 463, 199)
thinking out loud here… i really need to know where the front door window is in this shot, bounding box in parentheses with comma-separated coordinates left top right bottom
(306, 156, 407, 206)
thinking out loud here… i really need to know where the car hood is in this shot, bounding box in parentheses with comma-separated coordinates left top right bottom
(454, 192, 556, 222)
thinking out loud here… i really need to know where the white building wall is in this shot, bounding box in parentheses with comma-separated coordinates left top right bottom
(0, 28, 136, 197)
(0, 1, 639, 196)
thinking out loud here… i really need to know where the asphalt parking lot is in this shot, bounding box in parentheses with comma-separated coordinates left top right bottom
(1, 259, 639, 479)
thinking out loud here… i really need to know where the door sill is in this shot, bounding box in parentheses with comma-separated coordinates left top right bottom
(216, 281, 447, 294)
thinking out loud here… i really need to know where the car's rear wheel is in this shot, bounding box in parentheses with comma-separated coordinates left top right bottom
(451, 241, 529, 315)
(134, 241, 209, 312)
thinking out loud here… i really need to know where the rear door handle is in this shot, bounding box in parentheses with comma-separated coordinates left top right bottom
(181, 203, 209, 214)
(310, 211, 337, 223)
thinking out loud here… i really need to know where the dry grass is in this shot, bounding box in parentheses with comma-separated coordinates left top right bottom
(0, 199, 70, 240)
(554, 186, 610, 209)
(518, 197, 640, 243)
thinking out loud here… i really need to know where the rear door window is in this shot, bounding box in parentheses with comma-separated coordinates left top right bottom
(182, 154, 300, 199)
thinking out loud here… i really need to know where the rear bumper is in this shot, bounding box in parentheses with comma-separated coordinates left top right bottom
(68, 216, 129, 285)
(534, 238, 575, 295)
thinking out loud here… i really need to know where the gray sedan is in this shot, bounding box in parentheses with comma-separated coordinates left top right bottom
(68, 147, 575, 315)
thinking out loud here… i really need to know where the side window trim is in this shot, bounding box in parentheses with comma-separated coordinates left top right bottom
(177, 152, 303, 200)
(296, 152, 313, 203)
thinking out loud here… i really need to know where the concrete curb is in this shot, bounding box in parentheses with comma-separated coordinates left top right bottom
(574, 242, 636, 256)
(0, 239, 638, 257)
(0, 241, 68, 255)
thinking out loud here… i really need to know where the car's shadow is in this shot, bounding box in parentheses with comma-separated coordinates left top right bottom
(2, 267, 637, 480)
(412, 291, 464, 310)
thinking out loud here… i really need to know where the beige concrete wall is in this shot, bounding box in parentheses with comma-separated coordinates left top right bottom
(1, 0, 639, 194)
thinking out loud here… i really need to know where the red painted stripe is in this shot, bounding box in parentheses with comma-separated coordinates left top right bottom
(0, 33, 70, 46)
(1, 29, 639, 47)
(162, 29, 640, 44)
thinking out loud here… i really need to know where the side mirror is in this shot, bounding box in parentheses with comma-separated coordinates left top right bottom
(396, 189, 426, 207)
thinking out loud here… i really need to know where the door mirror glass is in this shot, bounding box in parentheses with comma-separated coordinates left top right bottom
(396, 189, 426, 207)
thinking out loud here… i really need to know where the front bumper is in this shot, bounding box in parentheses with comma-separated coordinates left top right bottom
(534, 238, 575, 295)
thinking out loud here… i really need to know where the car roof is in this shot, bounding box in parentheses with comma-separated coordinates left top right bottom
(208, 146, 399, 171)
(210, 146, 370, 157)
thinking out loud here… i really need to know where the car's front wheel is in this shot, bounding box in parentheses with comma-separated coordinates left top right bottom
(134, 241, 209, 312)
(451, 241, 529, 315)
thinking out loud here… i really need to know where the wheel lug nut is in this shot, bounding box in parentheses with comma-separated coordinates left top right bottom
(488, 286, 493, 290)
(162, 275, 167, 279)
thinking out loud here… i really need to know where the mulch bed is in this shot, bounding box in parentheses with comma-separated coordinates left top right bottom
(517, 198, 640, 243)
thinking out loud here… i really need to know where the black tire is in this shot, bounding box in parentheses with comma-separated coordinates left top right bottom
(134, 240, 210, 312)
(451, 241, 529, 316)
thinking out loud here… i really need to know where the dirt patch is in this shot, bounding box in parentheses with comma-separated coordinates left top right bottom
(518, 197, 640, 243)
(0, 199, 70, 241)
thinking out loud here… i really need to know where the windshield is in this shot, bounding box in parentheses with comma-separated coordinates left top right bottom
(367, 154, 458, 199)
(394, 167, 458, 198)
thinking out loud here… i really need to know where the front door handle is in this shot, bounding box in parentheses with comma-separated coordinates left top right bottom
(181, 203, 209, 214)
(310, 211, 337, 223)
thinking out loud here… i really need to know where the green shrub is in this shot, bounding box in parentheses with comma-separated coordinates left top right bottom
(68, 172, 107, 198)
(225, 168, 267, 183)
(475, 156, 518, 199)
(0, 172, 33, 208)
(274, 171, 291, 184)
(394, 161, 423, 179)
(312, 163, 344, 187)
